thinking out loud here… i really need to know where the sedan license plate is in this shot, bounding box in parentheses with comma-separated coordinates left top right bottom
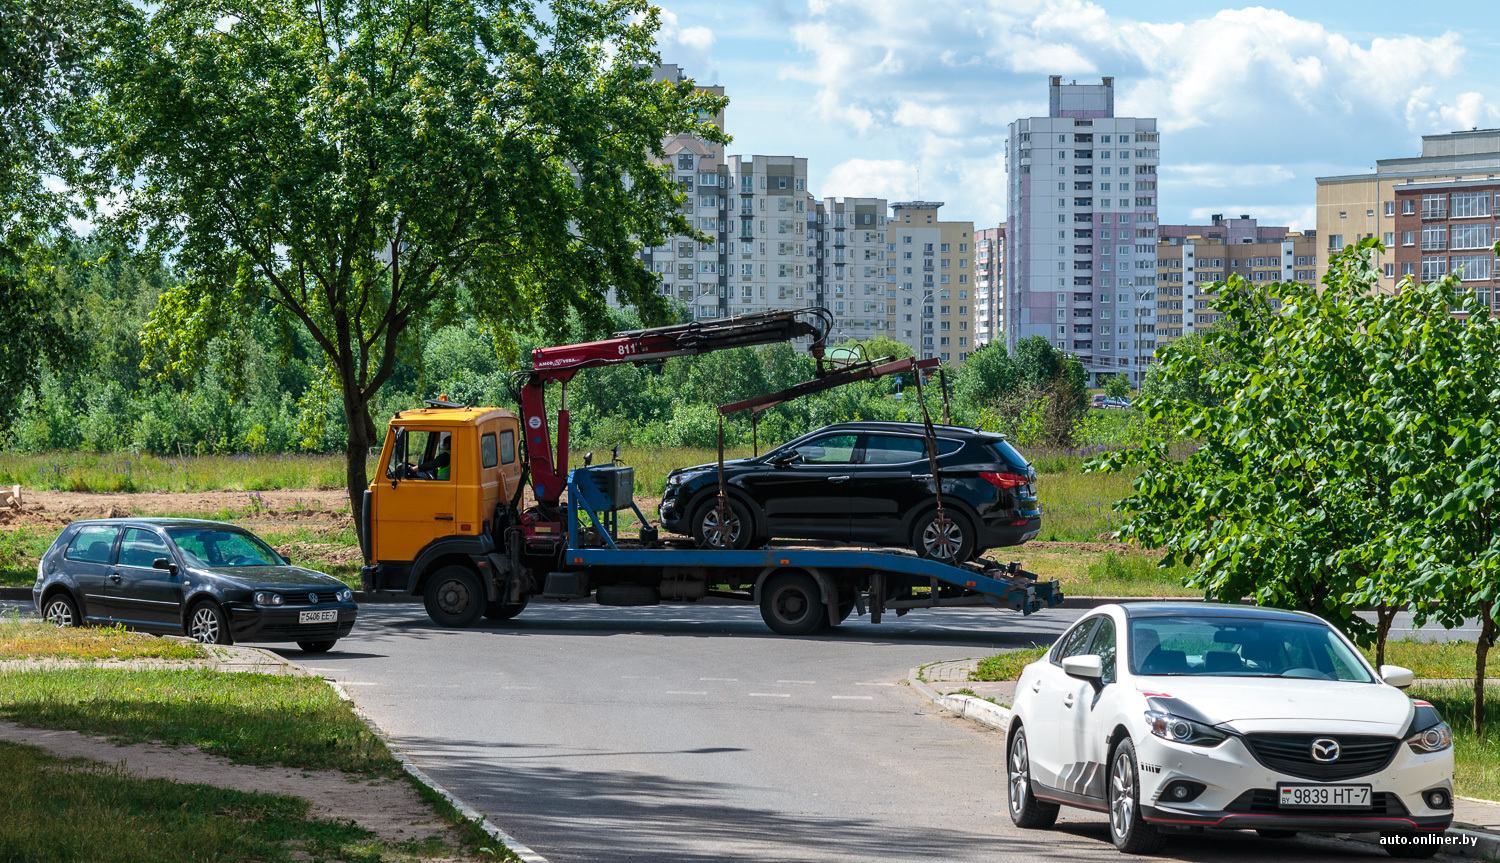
(1278, 784, 1371, 808)
(299, 610, 338, 624)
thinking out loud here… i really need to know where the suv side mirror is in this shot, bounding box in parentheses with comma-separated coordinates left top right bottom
(152, 557, 179, 576)
(1062, 654, 1103, 680)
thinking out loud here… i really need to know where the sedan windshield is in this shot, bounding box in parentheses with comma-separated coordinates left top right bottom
(1129, 615, 1374, 682)
(167, 528, 282, 568)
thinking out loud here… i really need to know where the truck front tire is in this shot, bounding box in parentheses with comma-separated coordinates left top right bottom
(424, 565, 486, 628)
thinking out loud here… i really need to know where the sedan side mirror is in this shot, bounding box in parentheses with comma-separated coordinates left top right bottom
(1380, 664, 1415, 689)
(279, 554, 292, 565)
(1062, 654, 1103, 680)
(152, 557, 179, 576)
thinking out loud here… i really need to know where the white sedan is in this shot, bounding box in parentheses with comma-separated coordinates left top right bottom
(1006, 603, 1454, 857)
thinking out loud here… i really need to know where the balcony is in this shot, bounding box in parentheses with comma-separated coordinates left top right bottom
(1421, 239, 1447, 252)
(1421, 207, 1448, 220)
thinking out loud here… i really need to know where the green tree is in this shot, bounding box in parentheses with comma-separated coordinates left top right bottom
(1138, 331, 1230, 407)
(1103, 374, 1130, 400)
(1092, 239, 1500, 732)
(82, 0, 727, 524)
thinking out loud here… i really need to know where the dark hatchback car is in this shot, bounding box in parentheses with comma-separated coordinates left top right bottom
(33, 518, 357, 652)
(658, 421, 1040, 561)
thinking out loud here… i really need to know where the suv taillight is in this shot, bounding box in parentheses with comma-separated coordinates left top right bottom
(980, 471, 1027, 490)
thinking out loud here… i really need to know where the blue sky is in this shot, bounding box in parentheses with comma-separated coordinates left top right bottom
(652, 0, 1500, 231)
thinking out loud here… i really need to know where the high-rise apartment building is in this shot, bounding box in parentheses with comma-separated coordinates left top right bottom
(636, 64, 730, 318)
(723, 155, 816, 318)
(889, 202, 976, 363)
(974, 227, 1006, 346)
(813, 196, 893, 346)
(1152, 225, 1317, 347)
(1006, 76, 1160, 384)
(1316, 129, 1500, 293)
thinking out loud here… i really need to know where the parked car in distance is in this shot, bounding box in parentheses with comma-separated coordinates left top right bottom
(1006, 602, 1452, 857)
(33, 519, 357, 653)
(658, 421, 1040, 562)
(1093, 394, 1132, 410)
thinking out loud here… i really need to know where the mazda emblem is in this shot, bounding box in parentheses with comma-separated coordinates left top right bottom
(308, 592, 319, 604)
(1311, 738, 1340, 762)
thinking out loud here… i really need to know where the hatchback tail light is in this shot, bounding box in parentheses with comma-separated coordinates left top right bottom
(979, 471, 1028, 490)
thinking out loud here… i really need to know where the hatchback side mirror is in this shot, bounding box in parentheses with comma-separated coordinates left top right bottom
(1380, 664, 1415, 689)
(152, 557, 179, 576)
(1062, 654, 1103, 680)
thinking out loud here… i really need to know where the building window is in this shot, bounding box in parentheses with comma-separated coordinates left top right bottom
(1420, 256, 1447, 282)
(1453, 255, 1492, 281)
(1384, 263, 1395, 278)
(1402, 199, 1416, 215)
(1328, 234, 1344, 250)
(1451, 191, 1491, 219)
(1384, 201, 1395, 217)
(1402, 230, 1415, 246)
(1421, 194, 1447, 219)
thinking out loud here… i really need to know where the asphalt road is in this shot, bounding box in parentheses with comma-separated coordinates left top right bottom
(265, 600, 1456, 863)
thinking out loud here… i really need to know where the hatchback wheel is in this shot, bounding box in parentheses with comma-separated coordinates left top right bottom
(42, 594, 80, 628)
(912, 510, 975, 563)
(187, 601, 232, 645)
(691, 497, 755, 551)
(1108, 738, 1164, 853)
(1007, 726, 1059, 828)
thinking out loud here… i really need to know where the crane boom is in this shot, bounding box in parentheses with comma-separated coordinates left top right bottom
(520, 309, 831, 506)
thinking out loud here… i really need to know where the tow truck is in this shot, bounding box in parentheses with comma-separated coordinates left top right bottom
(358, 309, 1062, 635)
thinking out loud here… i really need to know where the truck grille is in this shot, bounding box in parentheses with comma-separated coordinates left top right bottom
(1243, 733, 1401, 781)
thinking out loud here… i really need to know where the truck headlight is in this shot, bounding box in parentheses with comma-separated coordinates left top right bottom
(1145, 710, 1228, 747)
(1407, 722, 1452, 753)
(254, 591, 284, 606)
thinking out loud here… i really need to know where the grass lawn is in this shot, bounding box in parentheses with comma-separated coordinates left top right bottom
(0, 740, 406, 863)
(0, 616, 203, 661)
(1366, 639, 1500, 681)
(0, 452, 368, 493)
(1023, 549, 1196, 598)
(0, 527, 52, 587)
(0, 669, 394, 775)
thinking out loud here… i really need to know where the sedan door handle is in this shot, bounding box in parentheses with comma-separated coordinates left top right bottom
(827, 476, 850, 483)
(912, 473, 932, 480)
(1063, 693, 1075, 708)
(108, 573, 122, 583)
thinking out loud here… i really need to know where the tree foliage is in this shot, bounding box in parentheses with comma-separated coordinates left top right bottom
(77, 0, 729, 522)
(1092, 239, 1500, 731)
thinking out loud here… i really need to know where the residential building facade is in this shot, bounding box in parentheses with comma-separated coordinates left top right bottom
(1316, 129, 1500, 293)
(974, 227, 1005, 347)
(1152, 226, 1318, 346)
(814, 196, 893, 347)
(1006, 76, 1161, 384)
(889, 202, 976, 363)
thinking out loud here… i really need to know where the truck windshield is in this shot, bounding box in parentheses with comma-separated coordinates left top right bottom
(168, 529, 283, 568)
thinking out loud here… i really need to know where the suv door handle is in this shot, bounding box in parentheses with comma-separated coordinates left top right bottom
(1063, 692, 1075, 708)
(827, 476, 850, 483)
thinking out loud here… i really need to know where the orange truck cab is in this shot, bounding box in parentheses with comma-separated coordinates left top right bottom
(359, 402, 531, 621)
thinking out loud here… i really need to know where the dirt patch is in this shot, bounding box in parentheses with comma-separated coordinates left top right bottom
(1023, 539, 1145, 555)
(19, 488, 351, 518)
(0, 720, 460, 846)
(274, 540, 364, 566)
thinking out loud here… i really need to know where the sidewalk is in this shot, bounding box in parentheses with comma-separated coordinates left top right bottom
(913, 657, 1500, 860)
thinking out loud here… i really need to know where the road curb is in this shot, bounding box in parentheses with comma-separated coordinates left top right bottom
(322, 678, 550, 863)
(907, 663, 1500, 860)
(907, 665, 1012, 732)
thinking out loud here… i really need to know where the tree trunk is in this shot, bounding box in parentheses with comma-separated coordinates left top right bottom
(342, 390, 380, 547)
(1375, 603, 1398, 669)
(1476, 603, 1496, 738)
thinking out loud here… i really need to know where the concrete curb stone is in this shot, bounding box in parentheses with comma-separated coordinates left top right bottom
(907, 662, 1500, 860)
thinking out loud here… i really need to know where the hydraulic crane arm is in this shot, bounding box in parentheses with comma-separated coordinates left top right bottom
(519, 309, 831, 506)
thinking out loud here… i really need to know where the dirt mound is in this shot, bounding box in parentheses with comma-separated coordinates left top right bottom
(1024, 539, 1143, 555)
(274, 540, 363, 567)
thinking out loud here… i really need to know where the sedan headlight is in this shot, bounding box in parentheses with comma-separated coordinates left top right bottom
(337, 588, 353, 602)
(1145, 710, 1228, 747)
(1407, 722, 1452, 754)
(253, 591, 284, 606)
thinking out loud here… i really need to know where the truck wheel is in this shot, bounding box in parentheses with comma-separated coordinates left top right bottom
(912, 509, 975, 563)
(484, 596, 529, 621)
(424, 566, 485, 628)
(691, 497, 754, 551)
(759, 571, 825, 636)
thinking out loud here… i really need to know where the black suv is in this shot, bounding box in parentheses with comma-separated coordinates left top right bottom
(33, 519, 358, 652)
(657, 421, 1040, 561)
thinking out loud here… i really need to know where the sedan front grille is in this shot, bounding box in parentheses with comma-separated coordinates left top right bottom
(279, 590, 342, 605)
(1226, 789, 1408, 816)
(1243, 733, 1401, 781)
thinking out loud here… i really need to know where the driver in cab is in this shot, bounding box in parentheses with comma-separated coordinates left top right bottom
(416, 434, 451, 480)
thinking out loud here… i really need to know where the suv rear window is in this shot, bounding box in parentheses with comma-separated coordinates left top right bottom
(987, 439, 1031, 473)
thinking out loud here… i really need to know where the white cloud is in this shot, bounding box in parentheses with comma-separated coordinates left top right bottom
(823, 158, 919, 200)
(780, 0, 1495, 225)
(658, 8, 717, 80)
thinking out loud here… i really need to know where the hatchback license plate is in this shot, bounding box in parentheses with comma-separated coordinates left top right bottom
(299, 610, 338, 624)
(1278, 784, 1371, 808)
